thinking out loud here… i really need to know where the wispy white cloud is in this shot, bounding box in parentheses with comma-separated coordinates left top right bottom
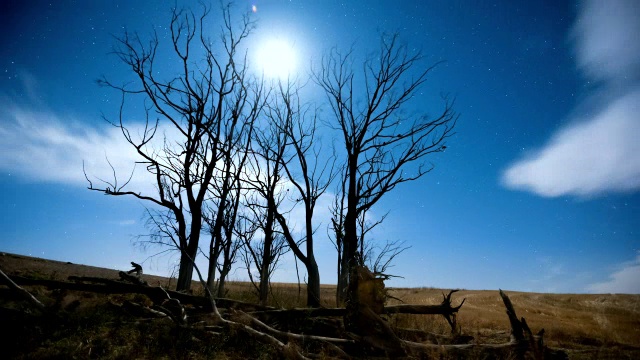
(502, 0, 640, 197)
(502, 89, 640, 197)
(115, 219, 137, 226)
(587, 253, 640, 294)
(0, 104, 158, 194)
(571, 0, 640, 83)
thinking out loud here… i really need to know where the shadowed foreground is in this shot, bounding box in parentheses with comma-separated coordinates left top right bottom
(1, 253, 639, 359)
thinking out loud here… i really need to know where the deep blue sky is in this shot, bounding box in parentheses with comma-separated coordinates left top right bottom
(1, 0, 639, 294)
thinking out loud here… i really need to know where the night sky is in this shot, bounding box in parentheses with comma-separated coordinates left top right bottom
(1, 0, 639, 294)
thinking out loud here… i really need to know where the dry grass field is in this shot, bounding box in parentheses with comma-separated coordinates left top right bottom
(1, 252, 639, 359)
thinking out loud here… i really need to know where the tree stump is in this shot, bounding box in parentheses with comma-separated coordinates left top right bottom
(345, 265, 406, 357)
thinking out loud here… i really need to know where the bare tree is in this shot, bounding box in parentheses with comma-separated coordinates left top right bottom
(330, 192, 405, 302)
(204, 179, 245, 298)
(241, 90, 292, 305)
(239, 199, 289, 305)
(315, 34, 457, 305)
(364, 238, 409, 278)
(85, 4, 260, 292)
(215, 194, 244, 298)
(271, 82, 336, 307)
(203, 83, 260, 296)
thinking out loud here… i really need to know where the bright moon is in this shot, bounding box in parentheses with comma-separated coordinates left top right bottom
(256, 38, 297, 80)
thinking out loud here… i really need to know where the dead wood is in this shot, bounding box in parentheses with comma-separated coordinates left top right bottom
(343, 266, 407, 357)
(230, 309, 354, 358)
(384, 303, 463, 315)
(118, 271, 148, 286)
(4, 269, 313, 358)
(9, 275, 274, 312)
(399, 291, 567, 359)
(121, 300, 168, 318)
(498, 289, 567, 359)
(385, 290, 465, 316)
(154, 298, 188, 325)
(0, 267, 45, 310)
(394, 327, 473, 344)
(2, 269, 569, 359)
(230, 321, 312, 360)
(402, 338, 567, 359)
(251, 299, 465, 317)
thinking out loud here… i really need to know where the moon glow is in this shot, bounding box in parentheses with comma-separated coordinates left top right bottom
(255, 38, 297, 80)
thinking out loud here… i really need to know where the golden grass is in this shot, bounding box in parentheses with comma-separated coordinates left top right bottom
(216, 283, 640, 350)
(2, 252, 640, 358)
(386, 288, 640, 349)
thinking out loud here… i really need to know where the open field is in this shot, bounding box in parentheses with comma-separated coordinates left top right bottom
(1, 252, 639, 359)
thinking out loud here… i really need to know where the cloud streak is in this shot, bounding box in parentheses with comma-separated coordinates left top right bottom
(587, 253, 640, 294)
(0, 104, 157, 194)
(572, 0, 640, 83)
(502, 0, 640, 197)
(502, 89, 640, 197)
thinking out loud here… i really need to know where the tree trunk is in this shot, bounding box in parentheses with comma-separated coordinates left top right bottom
(306, 255, 321, 307)
(217, 270, 228, 298)
(337, 154, 359, 306)
(206, 239, 222, 295)
(258, 220, 273, 306)
(175, 242, 198, 292)
(217, 246, 233, 298)
(258, 259, 270, 306)
(338, 213, 357, 305)
(344, 265, 406, 357)
(206, 190, 227, 294)
(206, 260, 216, 295)
(258, 209, 275, 306)
(336, 243, 349, 305)
(216, 230, 235, 298)
(176, 209, 203, 292)
(175, 256, 193, 292)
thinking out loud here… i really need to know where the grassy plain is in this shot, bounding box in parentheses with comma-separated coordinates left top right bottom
(1, 252, 639, 359)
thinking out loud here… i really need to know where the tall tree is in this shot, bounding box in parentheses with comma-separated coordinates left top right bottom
(239, 194, 290, 305)
(315, 34, 457, 304)
(85, 4, 260, 292)
(215, 188, 244, 298)
(242, 81, 334, 307)
(241, 106, 290, 305)
(204, 76, 262, 296)
(204, 177, 245, 298)
(271, 82, 336, 307)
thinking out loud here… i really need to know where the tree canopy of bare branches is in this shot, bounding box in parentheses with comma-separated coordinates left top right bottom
(314, 34, 457, 305)
(85, 3, 263, 292)
(268, 82, 337, 307)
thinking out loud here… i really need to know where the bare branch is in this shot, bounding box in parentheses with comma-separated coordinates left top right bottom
(87, 2, 260, 292)
(0, 267, 45, 310)
(315, 32, 457, 305)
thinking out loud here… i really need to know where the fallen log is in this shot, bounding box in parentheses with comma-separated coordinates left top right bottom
(250, 302, 464, 317)
(398, 290, 568, 359)
(385, 302, 464, 315)
(0, 268, 45, 310)
(75, 276, 276, 311)
(250, 289, 464, 317)
(251, 289, 465, 336)
(4, 270, 568, 359)
(9, 275, 275, 312)
(498, 289, 567, 359)
(10, 274, 461, 319)
(118, 271, 148, 286)
(402, 336, 567, 359)
(394, 327, 474, 344)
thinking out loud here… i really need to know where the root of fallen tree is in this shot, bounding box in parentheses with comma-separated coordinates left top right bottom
(1, 266, 568, 359)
